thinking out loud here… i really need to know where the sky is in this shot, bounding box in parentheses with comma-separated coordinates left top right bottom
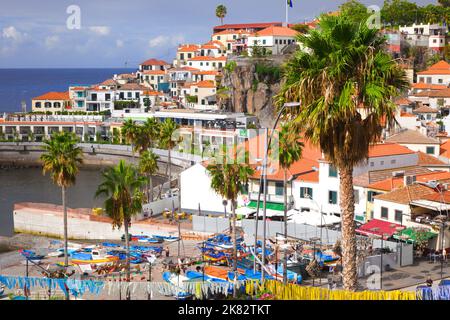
(0, 0, 437, 68)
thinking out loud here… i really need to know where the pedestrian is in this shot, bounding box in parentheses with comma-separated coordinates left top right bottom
(165, 247, 170, 258)
(426, 277, 433, 287)
(150, 209, 153, 218)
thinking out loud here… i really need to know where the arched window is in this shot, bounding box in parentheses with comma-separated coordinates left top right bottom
(35, 102, 41, 108)
(54, 102, 61, 108)
(45, 102, 52, 108)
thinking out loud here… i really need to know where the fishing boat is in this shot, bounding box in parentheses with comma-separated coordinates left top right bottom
(185, 271, 228, 283)
(162, 272, 192, 300)
(71, 248, 119, 265)
(19, 249, 45, 260)
(0, 285, 4, 296)
(153, 235, 179, 242)
(204, 265, 230, 280)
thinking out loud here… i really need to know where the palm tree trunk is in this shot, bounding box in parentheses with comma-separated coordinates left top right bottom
(149, 176, 153, 203)
(147, 174, 151, 203)
(168, 149, 174, 215)
(283, 169, 288, 285)
(231, 200, 237, 298)
(62, 186, 68, 267)
(339, 164, 357, 291)
(124, 218, 131, 300)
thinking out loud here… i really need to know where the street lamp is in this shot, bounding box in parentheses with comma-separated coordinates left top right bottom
(252, 102, 300, 282)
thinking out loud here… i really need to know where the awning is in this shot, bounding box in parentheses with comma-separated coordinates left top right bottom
(410, 200, 450, 211)
(356, 219, 405, 240)
(247, 201, 285, 212)
(393, 227, 438, 244)
(287, 210, 341, 226)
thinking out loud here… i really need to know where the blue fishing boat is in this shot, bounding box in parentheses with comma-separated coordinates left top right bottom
(162, 272, 192, 300)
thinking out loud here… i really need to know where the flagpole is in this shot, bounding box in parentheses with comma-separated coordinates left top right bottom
(285, 1, 289, 26)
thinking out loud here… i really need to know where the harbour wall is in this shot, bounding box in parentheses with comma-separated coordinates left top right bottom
(0, 142, 201, 175)
(13, 202, 209, 240)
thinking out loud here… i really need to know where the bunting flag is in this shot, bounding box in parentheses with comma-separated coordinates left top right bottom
(287, 0, 293, 8)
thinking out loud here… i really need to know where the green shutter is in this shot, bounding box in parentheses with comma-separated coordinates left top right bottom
(300, 188, 305, 198)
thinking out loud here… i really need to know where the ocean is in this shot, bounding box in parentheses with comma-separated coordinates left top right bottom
(0, 68, 135, 113)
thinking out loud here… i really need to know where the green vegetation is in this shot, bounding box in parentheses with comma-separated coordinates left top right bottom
(186, 95, 198, 103)
(277, 13, 408, 291)
(290, 23, 311, 34)
(114, 100, 139, 110)
(224, 61, 237, 73)
(215, 4, 227, 25)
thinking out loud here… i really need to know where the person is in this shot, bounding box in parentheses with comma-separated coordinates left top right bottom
(165, 247, 170, 258)
(426, 277, 433, 287)
(196, 266, 201, 273)
(150, 209, 153, 218)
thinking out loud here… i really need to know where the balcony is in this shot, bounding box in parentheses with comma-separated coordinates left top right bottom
(249, 192, 293, 205)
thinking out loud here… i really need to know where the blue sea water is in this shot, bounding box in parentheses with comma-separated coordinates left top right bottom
(0, 68, 135, 113)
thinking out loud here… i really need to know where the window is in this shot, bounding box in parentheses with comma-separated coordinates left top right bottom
(127, 92, 132, 98)
(328, 191, 338, 204)
(329, 166, 338, 177)
(262, 39, 266, 45)
(188, 53, 192, 58)
(180, 53, 184, 60)
(275, 39, 278, 44)
(45, 102, 52, 108)
(380, 161, 384, 165)
(367, 191, 380, 203)
(54, 102, 61, 108)
(105, 94, 111, 101)
(35, 102, 41, 108)
(217, 36, 221, 40)
(427, 77, 432, 84)
(426, 146, 435, 155)
(381, 207, 388, 219)
(370, 210, 374, 219)
(354, 190, 360, 203)
(370, 162, 374, 167)
(394, 210, 403, 223)
(300, 187, 313, 199)
(275, 182, 284, 196)
(438, 79, 443, 84)
(391, 159, 396, 164)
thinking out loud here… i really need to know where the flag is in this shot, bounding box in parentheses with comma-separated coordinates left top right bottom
(287, 0, 293, 8)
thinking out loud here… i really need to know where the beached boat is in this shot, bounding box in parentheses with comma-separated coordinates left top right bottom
(162, 272, 192, 300)
(153, 235, 179, 242)
(185, 271, 228, 283)
(203, 265, 230, 280)
(71, 248, 119, 265)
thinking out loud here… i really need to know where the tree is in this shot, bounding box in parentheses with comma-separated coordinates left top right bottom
(134, 117, 161, 155)
(276, 14, 409, 290)
(40, 132, 84, 269)
(121, 119, 139, 159)
(438, 0, 450, 8)
(159, 118, 181, 207)
(381, 0, 420, 26)
(95, 160, 145, 289)
(138, 150, 159, 203)
(278, 123, 303, 284)
(206, 147, 254, 297)
(339, 0, 371, 24)
(216, 5, 227, 25)
(291, 23, 311, 34)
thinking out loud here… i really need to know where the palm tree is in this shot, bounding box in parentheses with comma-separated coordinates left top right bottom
(134, 118, 161, 155)
(278, 123, 303, 284)
(215, 5, 227, 25)
(276, 14, 408, 290)
(40, 132, 83, 267)
(159, 118, 181, 208)
(121, 119, 139, 159)
(138, 150, 160, 203)
(206, 147, 254, 297)
(95, 160, 146, 286)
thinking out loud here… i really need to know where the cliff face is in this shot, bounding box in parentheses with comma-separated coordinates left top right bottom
(221, 57, 287, 128)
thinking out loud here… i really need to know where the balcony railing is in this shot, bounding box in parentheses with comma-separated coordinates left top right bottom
(249, 192, 293, 204)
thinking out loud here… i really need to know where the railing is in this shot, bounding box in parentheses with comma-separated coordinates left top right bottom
(249, 192, 293, 204)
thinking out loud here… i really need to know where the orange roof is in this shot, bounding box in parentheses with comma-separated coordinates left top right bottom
(421, 191, 450, 204)
(255, 26, 298, 37)
(400, 111, 416, 117)
(140, 58, 170, 66)
(188, 56, 227, 61)
(205, 40, 225, 47)
(142, 70, 166, 75)
(32, 91, 70, 101)
(368, 143, 415, 158)
(413, 88, 450, 98)
(200, 44, 220, 50)
(417, 60, 450, 75)
(440, 139, 450, 158)
(178, 44, 200, 52)
(193, 70, 219, 76)
(394, 97, 413, 105)
(411, 83, 447, 90)
(368, 171, 450, 192)
(143, 90, 164, 96)
(191, 80, 216, 88)
(417, 151, 447, 166)
(374, 184, 436, 204)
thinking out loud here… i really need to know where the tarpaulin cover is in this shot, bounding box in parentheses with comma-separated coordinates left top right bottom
(356, 219, 405, 239)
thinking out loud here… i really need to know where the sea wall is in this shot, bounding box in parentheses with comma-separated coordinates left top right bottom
(0, 142, 197, 174)
(13, 202, 209, 240)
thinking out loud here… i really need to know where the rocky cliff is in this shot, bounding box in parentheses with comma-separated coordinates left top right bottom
(221, 56, 289, 128)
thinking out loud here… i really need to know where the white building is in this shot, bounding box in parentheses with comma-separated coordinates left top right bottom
(247, 26, 298, 56)
(185, 56, 227, 71)
(399, 23, 448, 52)
(385, 129, 441, 157)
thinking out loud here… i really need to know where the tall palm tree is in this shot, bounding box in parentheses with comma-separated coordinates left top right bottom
(278, 123, 303, 284)
(159, 118, 181, 208)
(122, 119, 139, 159)
(276, 14, 408, 290)
(215, 5, 227, 25)
(40, 132, 83, 267)
(95, 160, 145, 285)
(138, 150, 160, 203)
(134, 118, 161, 155)
(206, 147, 254, 297)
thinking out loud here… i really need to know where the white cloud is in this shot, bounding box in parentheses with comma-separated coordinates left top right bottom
(148, 34, 184, 48)
(116, 39, 124, 48)
(45, 35, 59, 48)
(89, 26, 110, 36)
(2, 26, 25, 42)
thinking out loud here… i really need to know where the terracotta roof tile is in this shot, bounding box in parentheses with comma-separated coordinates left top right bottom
(417, 151, 446, 165)
(374, 184, 436, 204)
(32, 91, 70, 101)
(413, 105, 439, 113)
(386, 129, 440, 144)
(417, 60, 450, 75)
(140, 58, 170, 66)
(368, 143, 415, 157)
(255, 26, 298, 37)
